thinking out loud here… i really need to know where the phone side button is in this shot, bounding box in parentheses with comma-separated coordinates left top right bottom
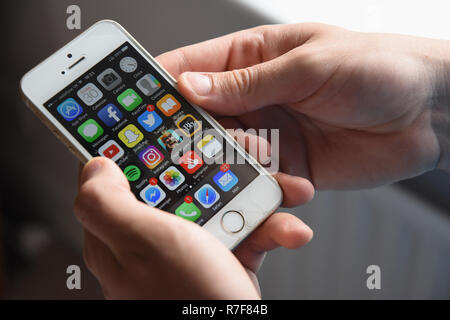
(221, 211, 245, 233)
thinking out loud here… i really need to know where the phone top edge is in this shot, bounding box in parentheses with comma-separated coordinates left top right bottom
(21, 20, 131, 102)
(21, 20, 113, 92)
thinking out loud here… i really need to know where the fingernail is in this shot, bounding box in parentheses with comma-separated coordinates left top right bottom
(184, 72, 212, 96)
(81, 158, 104, 183)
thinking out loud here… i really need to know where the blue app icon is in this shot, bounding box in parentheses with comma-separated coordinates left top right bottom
(213, 170, 239, 192)
(146, 187, 160, 202)
(139, 184, 166, 207)
(97, 104, 123, 127)
(194, 184, 220, 208)
(137, 110, 163, 132)
(57, 98, 83, 121)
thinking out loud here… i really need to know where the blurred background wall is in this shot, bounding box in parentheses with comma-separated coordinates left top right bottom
(0, 0, 448, 299)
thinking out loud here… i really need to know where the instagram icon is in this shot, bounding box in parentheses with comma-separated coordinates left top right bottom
(139, 146, 164, 169)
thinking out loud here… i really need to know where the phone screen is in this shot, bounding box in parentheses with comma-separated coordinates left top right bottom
(44, 42, 259, 225)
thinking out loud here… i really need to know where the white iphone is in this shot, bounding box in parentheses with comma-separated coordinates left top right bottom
(20, 20, 282, 249)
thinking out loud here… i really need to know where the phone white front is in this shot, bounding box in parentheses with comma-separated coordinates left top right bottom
(20, 20, 282, 249)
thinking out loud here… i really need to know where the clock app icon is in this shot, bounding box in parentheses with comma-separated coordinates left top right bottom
(119, 56, 137, 73)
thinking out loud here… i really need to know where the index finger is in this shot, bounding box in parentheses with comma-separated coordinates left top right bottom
(234, 212, 313, 273)
(155, 32, 233, 78)
(155, 23, 316, 78)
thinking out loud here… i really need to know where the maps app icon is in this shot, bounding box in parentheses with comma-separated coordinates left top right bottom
(57, 98, 83, 121)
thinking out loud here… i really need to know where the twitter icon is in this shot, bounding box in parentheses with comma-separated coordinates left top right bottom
(137, 110, 163, 132)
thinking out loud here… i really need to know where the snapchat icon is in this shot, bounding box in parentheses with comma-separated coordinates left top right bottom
(118, 124, 144, 148)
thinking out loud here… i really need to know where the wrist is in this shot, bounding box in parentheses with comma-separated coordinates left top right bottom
(427, 40, 450, 170)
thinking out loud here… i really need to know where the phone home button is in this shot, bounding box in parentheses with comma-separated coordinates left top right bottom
(221, 211, 245, 233)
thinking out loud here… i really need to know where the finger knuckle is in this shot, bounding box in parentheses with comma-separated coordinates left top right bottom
(234, 28, 266, 59)
(224, 67, 257, 98)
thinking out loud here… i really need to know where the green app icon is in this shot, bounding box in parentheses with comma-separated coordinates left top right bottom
(175, 202, 201, 222)
(77, 119, 103, 142)
(123, 165, 141, 182)
(117, 88, 142, 111)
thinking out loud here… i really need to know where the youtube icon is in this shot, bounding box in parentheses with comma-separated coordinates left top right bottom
(98, 140, 124, 162)
(105, 145, 119, 158)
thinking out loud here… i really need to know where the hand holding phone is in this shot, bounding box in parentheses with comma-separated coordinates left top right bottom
(20, 20, 315, 299)
(21, 21, 288, 249)
(76, 157, 312, 299)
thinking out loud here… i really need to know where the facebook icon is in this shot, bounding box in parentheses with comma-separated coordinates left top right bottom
(97, 103, 123, 127)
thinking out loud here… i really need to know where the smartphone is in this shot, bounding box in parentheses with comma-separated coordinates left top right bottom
(20, 20, 282, 249)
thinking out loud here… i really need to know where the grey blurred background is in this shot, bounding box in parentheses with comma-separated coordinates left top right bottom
(0, 0, 448, 299)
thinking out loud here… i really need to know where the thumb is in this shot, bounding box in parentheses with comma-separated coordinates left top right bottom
(178, 54, 297, 115)
(75, 157, 146, 248)
(78, 157, 130, 188)
(75, 157, 190, 252)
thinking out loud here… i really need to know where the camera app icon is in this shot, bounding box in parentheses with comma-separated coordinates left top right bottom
(97, 68, 122, 91)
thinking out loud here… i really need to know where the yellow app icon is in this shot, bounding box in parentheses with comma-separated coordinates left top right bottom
(118, 124, 144, 148)
(176, 114, 201, 137)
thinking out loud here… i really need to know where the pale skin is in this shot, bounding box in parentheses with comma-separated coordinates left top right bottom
(75, 23, 450, 299)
